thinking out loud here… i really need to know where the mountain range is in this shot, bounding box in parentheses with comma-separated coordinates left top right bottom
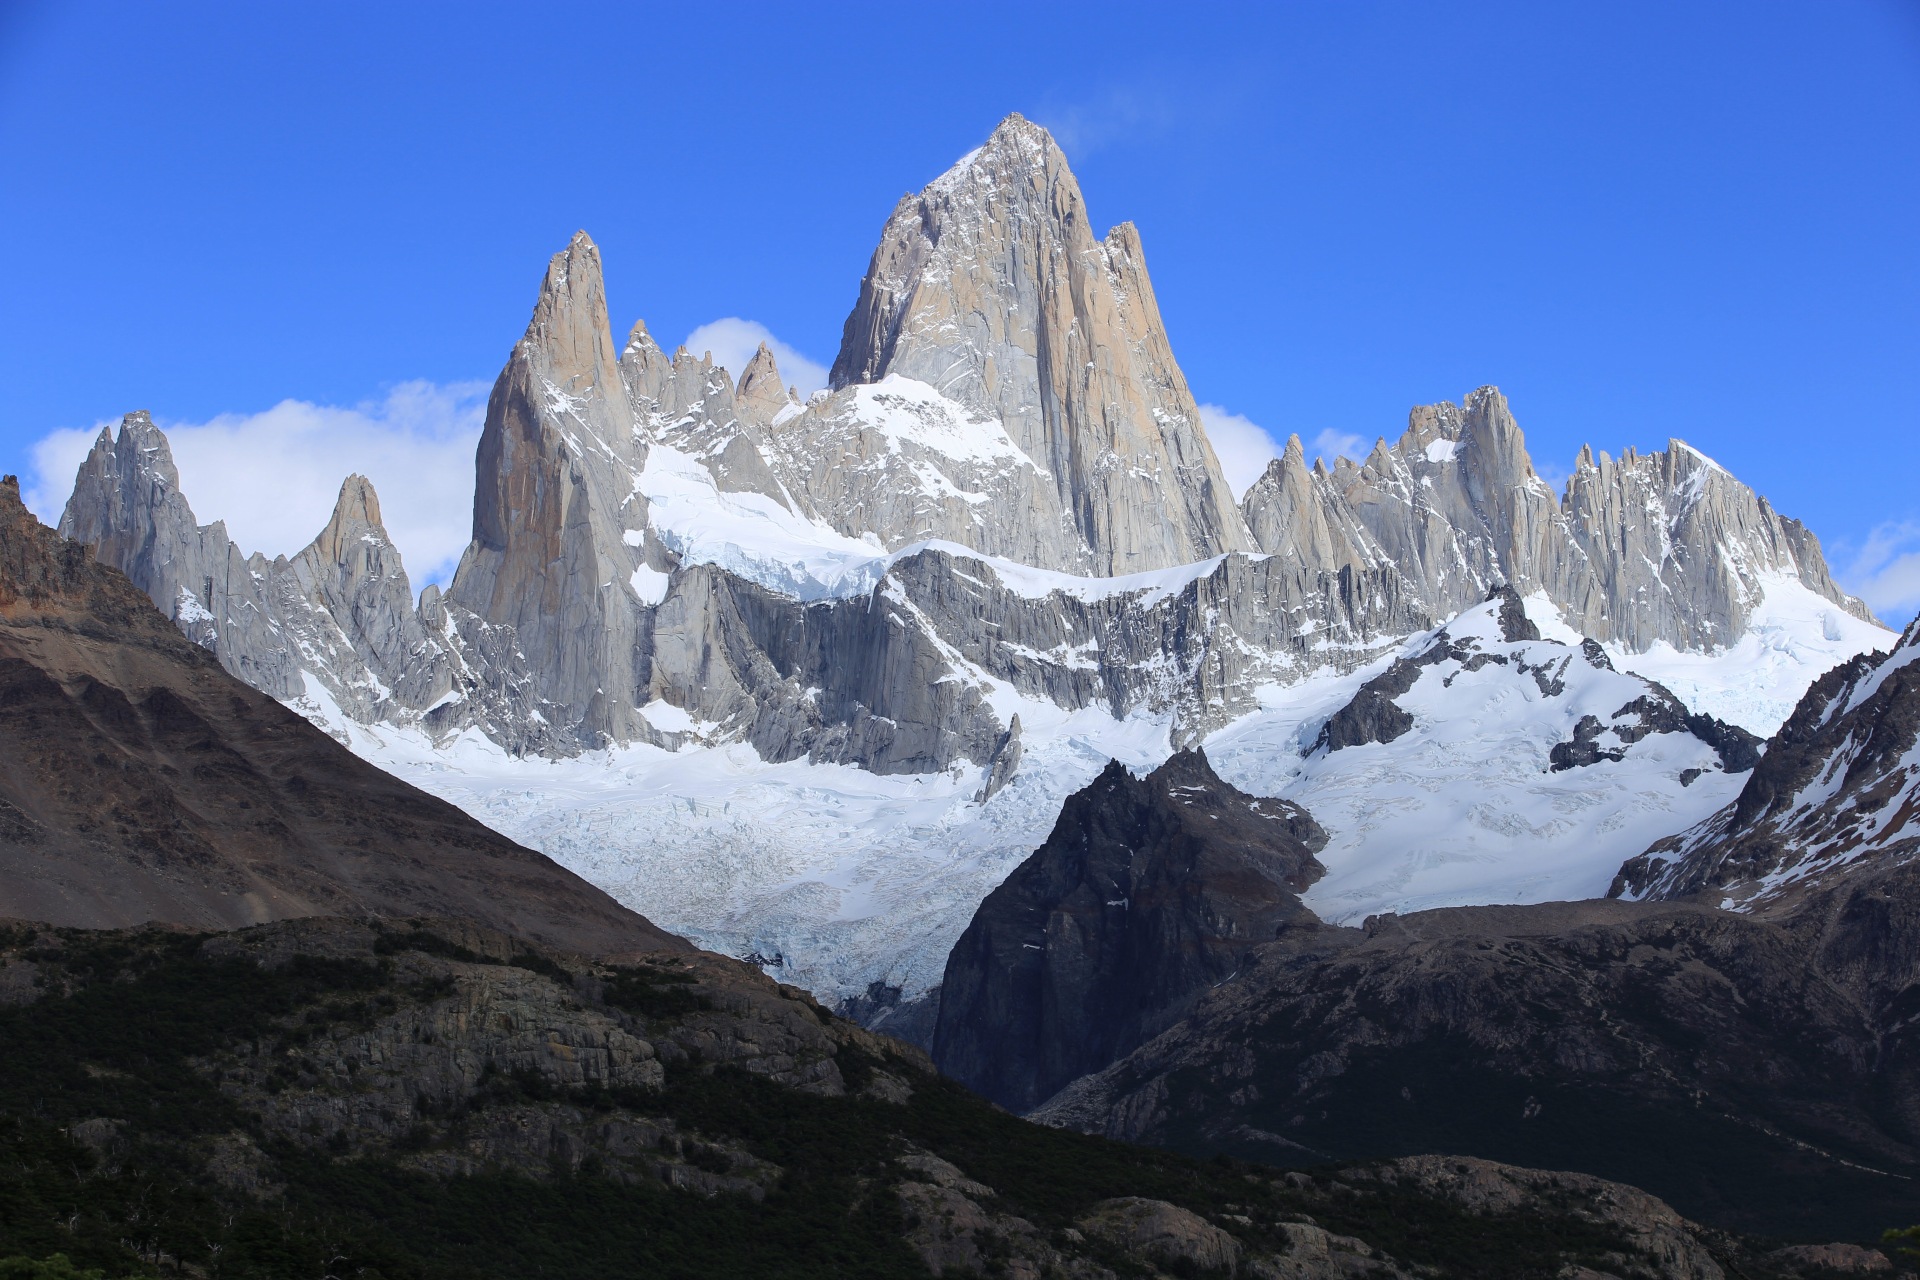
(49, 112, 1896, 1007)
(5, 109, 1918, 1271)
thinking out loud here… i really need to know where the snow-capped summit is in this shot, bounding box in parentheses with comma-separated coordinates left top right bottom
(51, 118, 1901, 1004)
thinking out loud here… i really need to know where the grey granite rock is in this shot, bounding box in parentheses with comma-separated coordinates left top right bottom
(821, 113, 1250, 574)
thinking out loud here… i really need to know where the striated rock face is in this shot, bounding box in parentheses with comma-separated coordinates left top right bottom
(1562, 439, 1863, 652)
(1, 474, 683, 957)
(933, 749, 1327, 1111)
(824, 113, 1250, 574)
(1241, 388, 1875, 653)
(447, 230, 658, 750)
(57, 418, 546, 744)
(1613, 615, 1920, 907)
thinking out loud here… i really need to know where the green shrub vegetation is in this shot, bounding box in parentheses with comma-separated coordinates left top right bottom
(0, 927, 1826, 1279)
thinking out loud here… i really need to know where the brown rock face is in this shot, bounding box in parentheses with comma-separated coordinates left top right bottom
(828, 113, 1250, 574)
(0, 474, 683, 958)
(933, 748, 1327, 1110)
(448, 230, 658, 749)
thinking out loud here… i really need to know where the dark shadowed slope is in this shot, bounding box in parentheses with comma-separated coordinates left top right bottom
(949, 732, 1920, 1238)
(0, 474, 685, 958)
(934, 749, 1328, 1111)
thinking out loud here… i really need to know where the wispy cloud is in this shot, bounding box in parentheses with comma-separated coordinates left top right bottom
(26, 380, 490, 590)
(1836, 520, 1920, 623)
(1195, 404, 1280, 499)
(681, 318, 829, 397)
(1308, 429, 1368, 469)
(1027, 87, 1177, 159)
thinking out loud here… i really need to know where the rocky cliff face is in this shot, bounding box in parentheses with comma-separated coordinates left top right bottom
(446, 231, 662, 750)
(822, 113, 1250, 574)
(1613, 615, 1920, 907)
(1240, 388, 1876, 653)
(933, 750, 1327, 1111)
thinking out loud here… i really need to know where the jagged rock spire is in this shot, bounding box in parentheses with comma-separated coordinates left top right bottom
(734, 341, 795, 427)
(824, 112, 1250, 574)
(449, 229, 655, 749)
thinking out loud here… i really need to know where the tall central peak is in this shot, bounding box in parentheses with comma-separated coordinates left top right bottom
(828, 114, 1248, 573)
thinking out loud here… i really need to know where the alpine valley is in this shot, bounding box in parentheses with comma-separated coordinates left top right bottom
(19, 111, 1920, 1263)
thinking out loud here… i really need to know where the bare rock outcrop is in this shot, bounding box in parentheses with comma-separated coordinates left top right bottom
(934, 749, 1327, 1111)
(1614, 614, 1920, 907)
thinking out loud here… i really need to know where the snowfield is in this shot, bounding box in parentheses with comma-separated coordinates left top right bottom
(300, 577, 1895, 1006)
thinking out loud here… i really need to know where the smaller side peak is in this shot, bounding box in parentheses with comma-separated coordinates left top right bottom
(328, 474, 385, 532)
(623, 319, 661, 354)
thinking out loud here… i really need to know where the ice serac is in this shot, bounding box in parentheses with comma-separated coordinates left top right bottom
(822, 113, 1250, 574)
(448, 230, 658, 749)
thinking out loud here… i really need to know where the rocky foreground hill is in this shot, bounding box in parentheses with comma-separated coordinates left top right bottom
(923, 625, 1920, 1245)
(0, 916, 1898, 1280)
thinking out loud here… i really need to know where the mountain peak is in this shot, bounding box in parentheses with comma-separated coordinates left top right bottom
(322, 474, 384, 540)
(824, 114, 1248, 573)
(735, 341, 793, 426)
(522, 231, 621, 400)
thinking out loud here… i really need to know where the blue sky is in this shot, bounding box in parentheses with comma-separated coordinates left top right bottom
(2, 1, 1916, 618)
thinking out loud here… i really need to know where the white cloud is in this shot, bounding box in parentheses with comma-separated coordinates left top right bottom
(680, 318, 829, 397)
(26, 380, 490, 591)
(1837, 520, 1920, 623)
(1308, 428, 1369, 469)
(1029, 88, 1177, 159)
(1195, 404, 1281, 500)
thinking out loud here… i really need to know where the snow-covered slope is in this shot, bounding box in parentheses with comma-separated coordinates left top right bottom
(1206, 592, 1762, 923)
(307, 695, 1176, 1003)
(1615, 614, 1920, 910)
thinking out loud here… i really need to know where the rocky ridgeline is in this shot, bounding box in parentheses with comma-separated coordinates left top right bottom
(1615, 613, 1920, 907)
(1239, 387, 1867, 652)
(58, 113, 1872, 778)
